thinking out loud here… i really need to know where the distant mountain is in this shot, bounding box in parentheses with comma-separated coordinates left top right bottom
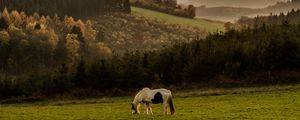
(194, 0, 300, 22)
(178, 0, 289, 8)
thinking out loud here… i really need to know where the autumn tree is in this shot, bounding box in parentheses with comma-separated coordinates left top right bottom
(0, 30, 9, 44)
(66, 34, 80, 65)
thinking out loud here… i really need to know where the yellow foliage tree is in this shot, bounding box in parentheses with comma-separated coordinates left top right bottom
(40, 16, 47, 25)
(0, 30, 10, 45)
(76, 19, 85, 31)
(93, 42, 112, 60)
(83, 20, 96, 42)
(2, 8, 10, 24)
(47, 29, 59, 49)
(64, 16, 76, 32)
(66, 34, 80, 63)
(10, 10, 22, 27)
(31, 28, 58, 50)
(8, 25, 26, 38)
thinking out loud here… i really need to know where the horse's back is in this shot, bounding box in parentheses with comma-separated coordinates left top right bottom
(155, 88, 171, 93)
(136, 88, 171, 101)
(151, 88, 172, 96)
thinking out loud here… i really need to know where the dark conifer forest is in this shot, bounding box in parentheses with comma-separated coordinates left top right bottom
(234, 9, 300, 28)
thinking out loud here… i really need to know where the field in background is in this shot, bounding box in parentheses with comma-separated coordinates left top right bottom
(131, 7, 224, 32)
(1, 86, 299, 119)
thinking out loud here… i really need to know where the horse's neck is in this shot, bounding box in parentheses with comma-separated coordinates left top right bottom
(133, 91, 143, 103)
(133, 89, 149, 103)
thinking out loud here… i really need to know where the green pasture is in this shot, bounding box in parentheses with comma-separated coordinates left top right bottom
(131, 7, 225, 33)
(0, 87, 299, 119)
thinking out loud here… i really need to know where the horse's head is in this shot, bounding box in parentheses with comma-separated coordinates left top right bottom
(131, 103, 138, 114)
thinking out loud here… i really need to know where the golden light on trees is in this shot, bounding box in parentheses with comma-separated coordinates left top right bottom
(47, 29, 59, 50)
(66, 34, 80, 62)
(8, 25, 26, 38)
(2, 8, 10, 24)
(0, 30, 10, 45)
(93, 42, 112, 60)
(10, 10, 22, 27)
(83, 20, 96, 42)
(64, 16, 76, 32)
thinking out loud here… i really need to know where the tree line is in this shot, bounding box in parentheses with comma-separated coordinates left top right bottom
(229, 9, 300, 30)
(0, 0, 131, 18)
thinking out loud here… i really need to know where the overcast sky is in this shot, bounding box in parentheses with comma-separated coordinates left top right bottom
(177, 0, 290, 8)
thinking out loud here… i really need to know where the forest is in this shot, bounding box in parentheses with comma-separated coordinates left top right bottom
(0, 6, 205, 99)
(0, 1, 300, 101)
(1, 7, 300, 99)
(234, 9, 300, 29)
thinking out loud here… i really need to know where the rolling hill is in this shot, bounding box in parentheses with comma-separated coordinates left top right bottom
(178, 0, 289, 8)
(131, 7, 225, 32)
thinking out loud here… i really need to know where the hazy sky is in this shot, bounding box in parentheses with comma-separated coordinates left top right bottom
(177, 0, 290, 8)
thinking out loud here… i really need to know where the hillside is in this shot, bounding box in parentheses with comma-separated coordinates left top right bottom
(89, 13, 207, 53)
(196, 6, 261, 22)
(131, 7, 224, 32)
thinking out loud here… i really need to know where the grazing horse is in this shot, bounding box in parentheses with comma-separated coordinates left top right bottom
(131, 88, 175, 115)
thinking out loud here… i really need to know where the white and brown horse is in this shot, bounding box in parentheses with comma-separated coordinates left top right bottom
(131, 88, 175, 115)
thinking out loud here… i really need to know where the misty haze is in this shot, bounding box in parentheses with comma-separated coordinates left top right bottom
(178, 0, 289, 8)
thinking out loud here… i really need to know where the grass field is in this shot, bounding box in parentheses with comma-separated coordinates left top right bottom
(1, 86, 300, 120)
(131, 7, 225, 33)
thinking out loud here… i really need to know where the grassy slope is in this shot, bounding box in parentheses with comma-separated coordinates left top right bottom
(1, 87, 300, 119)
(131, 7, 224, 33)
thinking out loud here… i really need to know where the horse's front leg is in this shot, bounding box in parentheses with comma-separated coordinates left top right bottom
(143, 103, 149, 115)
(148, 104, 153, 115)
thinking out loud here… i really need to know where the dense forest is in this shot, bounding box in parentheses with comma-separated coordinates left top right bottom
(1, 1, 300, 101)
(0, 7, 205, 99)
(0, 0, 131, 17)
(1, 7, 300, 99)
(232, 9, 300, 30)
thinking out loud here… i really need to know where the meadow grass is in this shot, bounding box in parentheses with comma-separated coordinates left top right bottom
(131, 7, 225, 33)
(0, 86, 300, 120)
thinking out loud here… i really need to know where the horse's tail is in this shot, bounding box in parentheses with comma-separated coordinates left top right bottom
(168, 95, 175, 115)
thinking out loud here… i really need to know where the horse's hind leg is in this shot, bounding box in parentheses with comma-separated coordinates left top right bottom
(163, 104, 168, 115)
